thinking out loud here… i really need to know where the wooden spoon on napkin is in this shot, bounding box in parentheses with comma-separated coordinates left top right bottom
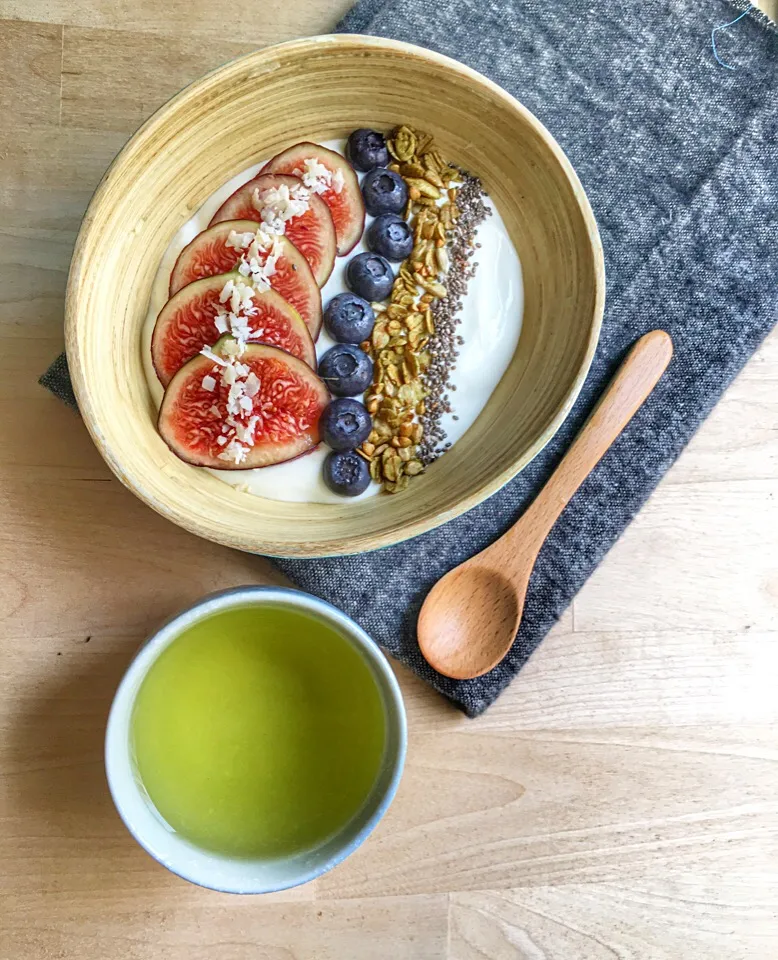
(418, 329, 674, 680)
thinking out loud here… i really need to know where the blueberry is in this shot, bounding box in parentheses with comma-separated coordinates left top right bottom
(319, 344, 373, 397)
(346, 129, 389, 172)
(346, 252, 394, 302)
(361, 167, 408, 216)
(323, 450, 371, 497)
(367, 213, 414, 262)
(321, 398, 372, 451)
(323, 293, 375, 344)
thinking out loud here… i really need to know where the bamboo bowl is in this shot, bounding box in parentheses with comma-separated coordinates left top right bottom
(66, 35, 604, 558)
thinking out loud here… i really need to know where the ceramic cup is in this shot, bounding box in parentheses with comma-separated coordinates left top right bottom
(105, 586, 407, 893)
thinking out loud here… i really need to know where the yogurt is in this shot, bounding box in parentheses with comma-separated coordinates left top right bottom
(142, 140, 523, 503)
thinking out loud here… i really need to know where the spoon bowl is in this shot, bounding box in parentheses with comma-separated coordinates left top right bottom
(418, 566, 521, 680)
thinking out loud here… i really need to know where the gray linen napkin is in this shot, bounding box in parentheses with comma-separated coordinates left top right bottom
(43, 0, 777, 715)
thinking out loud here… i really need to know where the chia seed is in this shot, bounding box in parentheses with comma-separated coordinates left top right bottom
(419, 173, 491, 464)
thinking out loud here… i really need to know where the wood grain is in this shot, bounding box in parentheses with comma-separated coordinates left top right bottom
(61, 27, 257, 133)
(0, 20, 62, 125)
(449, 878, 778, 959)
(1, 4, 777, 958)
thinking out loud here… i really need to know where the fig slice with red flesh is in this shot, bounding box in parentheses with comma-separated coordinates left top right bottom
(261, 142, 365, 256)
(151, 272, 316, 387)
(168, 220, 322, 339)
(209, 174, 336, 287)
(158, 342, 329, 470)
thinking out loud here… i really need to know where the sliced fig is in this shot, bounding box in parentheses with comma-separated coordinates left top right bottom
(169, 220, 322, 339)
(151, 272, 316, 387)
(261, 142, 365, 256)
(159, 343, 329, 470)
(209, 174, 336, 287)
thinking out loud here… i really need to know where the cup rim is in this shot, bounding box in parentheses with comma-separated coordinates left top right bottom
(105, 586, 407, 894)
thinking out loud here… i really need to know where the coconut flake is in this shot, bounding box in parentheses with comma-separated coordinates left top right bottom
(201, 375, 216, 392)
(235, 230, 285, 292)
(203, 348, 267, 461)
(227, 380, 245, 416)
(244, 372, 261, 397)
(299, 158, 333, 195)
(252, 184, 309, 236)
(226, 230, 255, 251)
(332, 168, 345, 194)
(200, 345, 229, 367)
(234, 415, 259, 444)
(230, 314, 252, 343)
(220, 278, 255, 315)
(217, 438, 249, 464)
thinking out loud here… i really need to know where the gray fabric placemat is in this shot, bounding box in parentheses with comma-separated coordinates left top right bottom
(43, 0, 777, 716)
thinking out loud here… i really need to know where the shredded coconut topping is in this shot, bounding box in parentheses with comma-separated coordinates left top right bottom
(213, 278, 262, 354)
(212, 228, 286, 360)
(220, 277, 255, 315)
(232, 228, 285, 293)
(296, 158, 330, 194)
(200, 343, 265, 466)
(218, 438, 248, 465)
(252, 182, 310, 236)
(226, 230, 256, 251)
(200, 345, 229, 367)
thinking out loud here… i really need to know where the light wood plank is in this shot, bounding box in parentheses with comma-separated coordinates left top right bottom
(0, 0, 354, 42)
(0, 20, 62, 125)
(0, 472, 286, 638)
(449, 876, 778, 960)
(663, 330, 778, 484)
(61, 27, 268, 133)
(317, 723, 778, 897)
(0, 124, 128, 237)
(573, 478, 778, 634)
(471, 627, 778, 732)
(1, 889, 448, 959)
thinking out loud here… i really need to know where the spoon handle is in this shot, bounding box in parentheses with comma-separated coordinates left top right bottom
(506, 329, 674, 555)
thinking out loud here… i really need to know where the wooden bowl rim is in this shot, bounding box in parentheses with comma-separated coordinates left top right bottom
(65, 34, 605, 557)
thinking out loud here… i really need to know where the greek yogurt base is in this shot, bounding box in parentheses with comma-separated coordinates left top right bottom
(142, 140, 524, 503)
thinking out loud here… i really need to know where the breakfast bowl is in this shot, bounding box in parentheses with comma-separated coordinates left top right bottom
(65, 34, 604, 558)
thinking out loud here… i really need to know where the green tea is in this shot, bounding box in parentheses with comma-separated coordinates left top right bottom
(131, 604, 386, 859)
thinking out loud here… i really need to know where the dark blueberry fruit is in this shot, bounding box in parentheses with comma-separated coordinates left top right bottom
(323, 450, 371, 497)
(323, 292, 375, 344)
(346, 252, 394, 302)
(346, 128, 389, 172)
(361, 167, 408, 216)
(321, 398, 372, 451)
(367, 213, 414, 262)
(319, 343, 374, 397)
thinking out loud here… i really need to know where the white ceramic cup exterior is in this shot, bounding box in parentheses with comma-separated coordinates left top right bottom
(105, 586, 407, 894)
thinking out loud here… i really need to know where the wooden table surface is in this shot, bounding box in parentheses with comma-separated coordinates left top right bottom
(1, 3, 777, 958)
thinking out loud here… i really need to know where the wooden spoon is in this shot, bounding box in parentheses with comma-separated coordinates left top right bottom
(418, 330, 674, 680)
